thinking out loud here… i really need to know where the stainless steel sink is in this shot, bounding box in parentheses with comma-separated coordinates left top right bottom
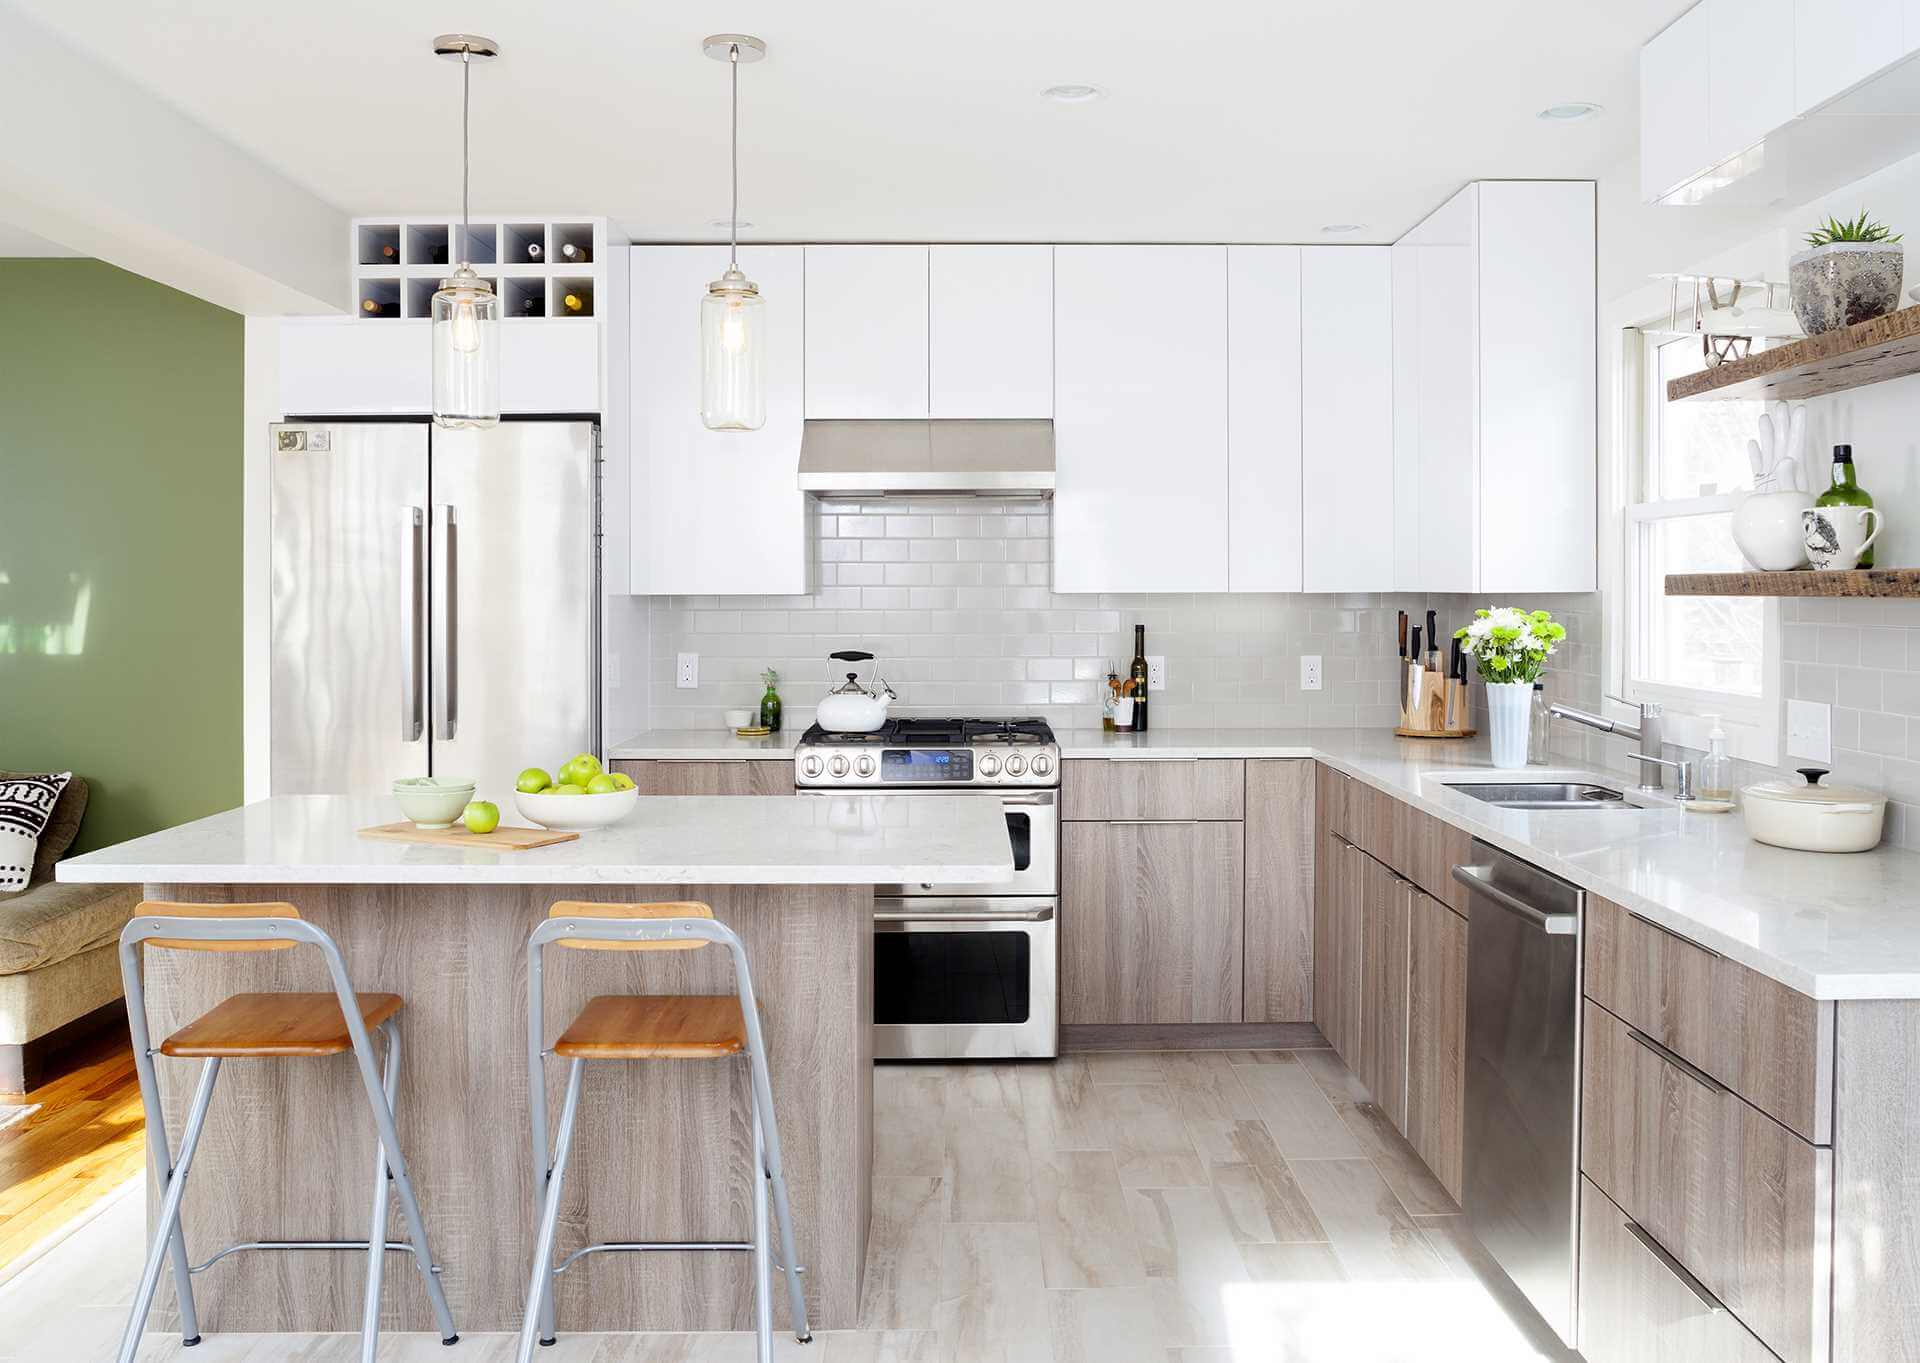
(1443, 781, 1629, 810)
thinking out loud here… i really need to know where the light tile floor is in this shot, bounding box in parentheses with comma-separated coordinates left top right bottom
(0, 1048, 1574, 1362)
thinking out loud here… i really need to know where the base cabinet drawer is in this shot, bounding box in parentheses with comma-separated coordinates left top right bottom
(609, 759, 795, 796)
(1582, 1001, 1831, 1363)
(1579, 1176, 1782, 1363)
(1062, 758, 1244, 820)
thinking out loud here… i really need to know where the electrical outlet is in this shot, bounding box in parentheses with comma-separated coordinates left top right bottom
(676, 653, 699, 690)
(1300, 655, 1323, 691)
(1786, 699, 1832, 764)
(1147, 656, 1166, 690)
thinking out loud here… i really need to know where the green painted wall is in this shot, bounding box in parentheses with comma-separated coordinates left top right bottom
(0, 259, 242, 852)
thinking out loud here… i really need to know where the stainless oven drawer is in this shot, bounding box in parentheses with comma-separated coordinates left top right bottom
(873, 897, 1058, 1059)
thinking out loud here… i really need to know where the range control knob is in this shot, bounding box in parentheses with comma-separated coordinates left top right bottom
(800, 755, 824, 779)
(828, 755, 850, 778)
(978, 753, 1002, 777)
(855, 755, 876, 777)
(1031, 753, 1054, 777)
(1005, 754, 1027, 777)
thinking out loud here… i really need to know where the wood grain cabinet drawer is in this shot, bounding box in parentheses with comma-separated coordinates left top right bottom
(1579, 1176, 1782, 1363)
(1061, 758, 1244, 821)
(1337, 772, 1473, 916)
(1585, 894, 1833, 1143)
(1581, 1000, 1832, 1363)
(609, 759, 796, 796)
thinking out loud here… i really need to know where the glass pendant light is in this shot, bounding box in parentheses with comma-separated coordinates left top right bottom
(431, 34, 501, 429)
(701, 34, 768, 432)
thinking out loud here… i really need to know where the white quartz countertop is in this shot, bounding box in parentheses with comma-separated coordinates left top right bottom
(56, 794, 1015, 888)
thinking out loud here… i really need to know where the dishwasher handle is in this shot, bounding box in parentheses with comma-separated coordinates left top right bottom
(1451, 863, 1578, 936)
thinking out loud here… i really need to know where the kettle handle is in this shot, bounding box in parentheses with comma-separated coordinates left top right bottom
(830, 650, 875, 662)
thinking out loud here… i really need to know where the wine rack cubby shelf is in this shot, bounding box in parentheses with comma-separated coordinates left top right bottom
(351, 215, 606, 321)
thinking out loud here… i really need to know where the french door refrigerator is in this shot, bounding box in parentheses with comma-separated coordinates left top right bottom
(270, 419, 600, 807)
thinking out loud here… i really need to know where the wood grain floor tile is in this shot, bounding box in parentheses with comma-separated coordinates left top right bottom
(1231, 1058, 1364, 1160)
(1048, 1285, 1168, 1363)
(1016, 1059, 1105, 1154)
(1218, 1050, 1297, 1066)
(1126, 1186, 1249, 1348)
(1416, 1215, 1578, 1363)
(1084, 1052, 1165, 1086)
(1293, 1048, 1457, 1216)
(1288, 1158, 1448, 1283)
(1153, 1053, 1259, 1121)
(874, 1100, 946, 1179)
(943, 1065, 1022, 1112)
(1031, 1150, 1146, 1289)
(860, 1178, 946, 1329)
(820, 1330, 941, 1363)
(874, 1065, 949, 1112)
(933, 1223, 1052, 1363)
(1095, 1086, 1206, 1189)
(1184, 1122, 1325, 1246)
(943, 1106, 1035, 1222)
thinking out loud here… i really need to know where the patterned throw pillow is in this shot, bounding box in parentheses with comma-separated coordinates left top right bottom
(0, 772, 71, 893)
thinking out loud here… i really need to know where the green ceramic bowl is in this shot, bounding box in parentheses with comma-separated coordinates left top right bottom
(392, 776, 477, 829)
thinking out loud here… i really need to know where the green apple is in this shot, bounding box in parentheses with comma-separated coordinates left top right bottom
(550, 782, 586, 796)
(462, 800, 500, 834)
(516, 767, 553, 794)
(568, 752, 602, 782)
(609, 772, 635, 791)
(585, 772, 619, 794)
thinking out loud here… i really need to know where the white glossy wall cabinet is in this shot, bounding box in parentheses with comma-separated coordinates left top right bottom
(929, 246, 1052, 418)
(1794, 0, 1901, 113)
(1300, 246, 1394, 593)
(1710, 0, 1795, 158)
(1226, 246, 1303, 592)
(1053, 246, 1229, 594)
(277, 318, 598, 416)
(804, 246, 929, 418)
(629, 246, 807, 595)
(1639, 5, 1714, 203)
(1392, 194, 1476, 593)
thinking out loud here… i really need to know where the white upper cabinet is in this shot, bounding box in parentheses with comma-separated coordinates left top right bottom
(1390, 182, 1596, 596)
(629, 246, 807, 595)
(1226, 247, 1303, 593)
(1711, 0, 1795, 154)
(1053, 246, 1228, 594)
(1300, 247, 1393, 594)
(1640, 5, 1715, 203)
(277, 318, 597, 416)
(804, 246, 928, 418)
(929, 246, 1052, 417)
(1795, 0, 1902, 113)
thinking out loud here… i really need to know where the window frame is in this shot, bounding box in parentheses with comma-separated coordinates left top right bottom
(1612, 325, 1781, 766)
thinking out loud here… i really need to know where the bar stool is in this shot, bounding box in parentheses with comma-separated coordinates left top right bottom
(115, 902, 459, 1363)
(518, 901, 812, 1363)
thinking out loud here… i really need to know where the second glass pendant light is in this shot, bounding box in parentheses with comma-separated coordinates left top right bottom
(701, 34, 768, 432)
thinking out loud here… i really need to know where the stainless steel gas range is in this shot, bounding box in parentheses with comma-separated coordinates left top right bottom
(796, 718, 1060, 1060)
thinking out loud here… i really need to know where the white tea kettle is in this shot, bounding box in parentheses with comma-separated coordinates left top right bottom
(816, 650, 895, 733)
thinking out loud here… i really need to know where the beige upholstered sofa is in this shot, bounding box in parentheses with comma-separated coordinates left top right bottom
(0, 775, 138, 1092)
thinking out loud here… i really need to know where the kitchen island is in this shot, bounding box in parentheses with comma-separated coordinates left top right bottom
(58, 793, 1013, 1336)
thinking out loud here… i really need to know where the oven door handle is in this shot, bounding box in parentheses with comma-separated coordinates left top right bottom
(875, 906, 1055, 924)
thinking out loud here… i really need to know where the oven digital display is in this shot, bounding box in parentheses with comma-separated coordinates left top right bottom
(881, 749, 973, 780)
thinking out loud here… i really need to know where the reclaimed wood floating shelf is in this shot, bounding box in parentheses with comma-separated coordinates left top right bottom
(1667, 302, 1920, 402)
(1666, 569, 1920, 597)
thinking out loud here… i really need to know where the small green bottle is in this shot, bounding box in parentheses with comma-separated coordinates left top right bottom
(1816, 444, 1875, 567)
(758, 668, 783, 732)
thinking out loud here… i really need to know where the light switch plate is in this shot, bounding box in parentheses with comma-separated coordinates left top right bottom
(676, 653, 699, 690)
(1786, 699, 1832, 764)
(1147, 656, 1166, 690)
(1301, 655, 1323, 691)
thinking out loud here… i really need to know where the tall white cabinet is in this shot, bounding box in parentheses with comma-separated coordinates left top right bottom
(1053, 246, 1229, 594)
(1300, 247, 1395, 593)
(1227, 247, 1304, 592)
(628, 245, 808, 595)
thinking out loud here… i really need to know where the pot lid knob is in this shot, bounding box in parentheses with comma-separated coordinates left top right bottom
(1796, 766, 1829, 786)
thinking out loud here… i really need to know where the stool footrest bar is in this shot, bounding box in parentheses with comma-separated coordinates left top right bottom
(550, 1239, 808, 1276)
(189, 1240, 419, 1275)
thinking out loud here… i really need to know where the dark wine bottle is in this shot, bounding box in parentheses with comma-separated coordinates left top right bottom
(378, 242, 398, 263)
(1816, 444, 1875, 567)
(560, 241, 591, 263)
(517, 296, 541, 317)
(525, 242, 544, 262)
(1130, 625, 1150, 732)
(360, 297, 392, 318)
(429, 241, 449, 265)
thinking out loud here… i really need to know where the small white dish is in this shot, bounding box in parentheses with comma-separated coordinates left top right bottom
(392, 777, 476, 829)
(724, 708, 754, 729)
(515, 787, 638, 831)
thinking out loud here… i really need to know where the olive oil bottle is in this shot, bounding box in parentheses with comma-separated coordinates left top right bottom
(1816, 445, 1875, 567)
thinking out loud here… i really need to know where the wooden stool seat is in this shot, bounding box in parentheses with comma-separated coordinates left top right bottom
(552, 994, 747, 1059)
(160, 992, 405, 1058)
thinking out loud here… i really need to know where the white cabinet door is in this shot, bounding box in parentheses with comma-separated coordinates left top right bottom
(1641, 5, 1714, 202)
(1795, 0, 1902, 113)
(1226, 246, 1302, 592)
(1406, 188, 1479, 594)
(1710, 0, 1794, 157)
(278, 318, 432, 415)
(1299, 247, 1393, 593)
(804, 246, 928, 418)
(500, 320, 600, 413)
(929, 246, 1052, 417)
(629, 246, 807, 595)
(1053, 246, 1228, 594)
(1477, 182, 1596, 593)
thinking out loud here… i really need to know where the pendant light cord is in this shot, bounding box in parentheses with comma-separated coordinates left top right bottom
(460, 50, 472, 266)
(729, 42, 740, 270)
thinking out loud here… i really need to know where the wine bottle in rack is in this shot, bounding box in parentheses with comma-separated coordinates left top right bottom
(360, 298, 393, 319)
(429, 243, 449, 265)
(378, 243, 398, 263)
(518, 295, 541, 317)
(561, 292, 586, 315)
(560, 241, 591, 263)
(525, 242, 544, 262)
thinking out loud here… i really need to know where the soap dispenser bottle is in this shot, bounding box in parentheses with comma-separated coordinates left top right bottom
(1699, 715, 1733, 802)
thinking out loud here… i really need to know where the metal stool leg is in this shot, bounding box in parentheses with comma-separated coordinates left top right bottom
(358, 1020, 401, 1363)
(746, 1047, 812, 1343)
(751, 1078, 774, 1363)
(116, 1057, 221, 1363)
(516, 1058, 584, 1363)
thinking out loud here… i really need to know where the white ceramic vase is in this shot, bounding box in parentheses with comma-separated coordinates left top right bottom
(1486, 682, 1532, 770)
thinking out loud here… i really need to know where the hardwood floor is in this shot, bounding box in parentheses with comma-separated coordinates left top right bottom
(0, 1028, 144, 1277)
(0, 1047, 1576, 1361)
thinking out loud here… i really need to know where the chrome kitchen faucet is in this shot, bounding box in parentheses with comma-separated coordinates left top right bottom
(1547, 698, 1694, 800)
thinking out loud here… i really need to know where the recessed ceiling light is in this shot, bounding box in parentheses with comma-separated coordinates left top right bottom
(708, 219, 755, 231)
(1042, 83, 1104, 104)
(1537, 101, 1603, 122)
(1320, 223, 1366, 235)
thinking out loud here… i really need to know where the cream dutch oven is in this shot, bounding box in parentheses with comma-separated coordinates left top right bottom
(1742, 766, 1886, 853)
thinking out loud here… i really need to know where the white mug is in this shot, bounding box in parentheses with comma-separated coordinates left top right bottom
(1802, 506, 1882, 570)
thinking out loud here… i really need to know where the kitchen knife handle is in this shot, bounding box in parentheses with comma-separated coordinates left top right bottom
(432, 505, 457, 741)
(1398, 611, 1408, 658)
(401, 507, 425, 742)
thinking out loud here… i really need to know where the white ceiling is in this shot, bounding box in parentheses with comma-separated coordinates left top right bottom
(8, 0, 1689, 245)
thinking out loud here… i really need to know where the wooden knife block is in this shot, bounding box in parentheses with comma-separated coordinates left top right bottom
(1395, 671, 1475, 740)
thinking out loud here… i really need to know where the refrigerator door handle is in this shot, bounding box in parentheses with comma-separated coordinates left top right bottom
(433, 504, 458, 740)
(401, 507, 425, 741)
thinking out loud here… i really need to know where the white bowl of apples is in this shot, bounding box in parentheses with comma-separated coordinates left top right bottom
(513, 754, 638, 831)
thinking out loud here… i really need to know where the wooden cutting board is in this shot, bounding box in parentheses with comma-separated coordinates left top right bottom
(358, 822, 580, 850)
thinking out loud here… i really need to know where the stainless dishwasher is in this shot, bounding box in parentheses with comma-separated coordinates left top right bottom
(1450, 839, 1583, 1348)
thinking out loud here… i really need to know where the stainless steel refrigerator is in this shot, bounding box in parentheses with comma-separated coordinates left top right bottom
(270, 419, 600, 808)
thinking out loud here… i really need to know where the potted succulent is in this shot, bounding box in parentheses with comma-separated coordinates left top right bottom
(1790, 211, 1904, 335)
(1454, 608, 1567, 770)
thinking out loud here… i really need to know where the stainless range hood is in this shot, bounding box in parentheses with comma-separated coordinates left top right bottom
(797, 419, 1054, 497)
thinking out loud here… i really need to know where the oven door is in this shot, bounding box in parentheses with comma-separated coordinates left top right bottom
(868, 788, 1057, 898)
(873, 897, 1058, 1059)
